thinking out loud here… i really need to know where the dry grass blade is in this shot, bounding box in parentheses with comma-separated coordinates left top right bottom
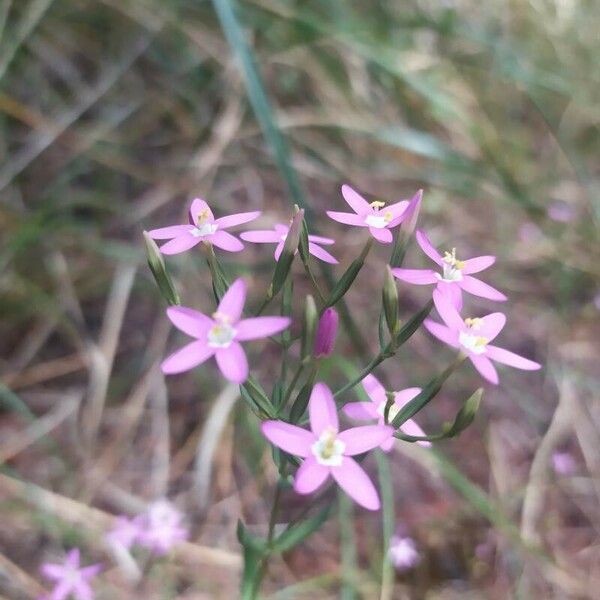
(0, 551, 46, 600)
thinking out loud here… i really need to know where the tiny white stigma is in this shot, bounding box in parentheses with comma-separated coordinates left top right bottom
(311, 427, 346, 467)
(191, 222, 218, 238)
(437, 247, 465, 281)
(207, 312, 237, 348)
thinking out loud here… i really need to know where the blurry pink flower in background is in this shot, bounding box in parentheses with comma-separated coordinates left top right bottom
(161, 279, 290, 383)
(148, 198, 260, 255)
(552, 451, 576, 475)
(547, 201, 576, 223)
(41, 549, 101, 600)
(343, 374, 430, 452)
(519, 221, 542, 243)
(393, 230, 506, 310)
(240, 223, 338, 263)
(388, 536, 420, 570)
(262, 383, 393, 510)
(326, 184, 419, 244)
(314, 308, 339, 357)
(107, 516, 145, 550)
(138, 500, 189, 556)
(424, 290, 541, 384)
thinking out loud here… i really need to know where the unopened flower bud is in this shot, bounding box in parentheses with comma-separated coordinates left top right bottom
(301, 295, 318, 360)
(314, 308, 338, 358)
(269, 206, 304, 298)
(401, 189, 423, 237)
(383, 266, 400, 338)
(143, 231, 180, 306)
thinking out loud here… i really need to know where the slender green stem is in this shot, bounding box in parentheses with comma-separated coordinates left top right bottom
(302, 259, 326, 304)
(255, 292, 273, 316)
(283, 361, 306, 406)
(376, 451, 395, 600)
(333, 348, 393, 399)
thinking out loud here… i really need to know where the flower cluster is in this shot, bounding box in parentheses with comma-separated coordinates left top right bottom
(40, 549, 101, 600)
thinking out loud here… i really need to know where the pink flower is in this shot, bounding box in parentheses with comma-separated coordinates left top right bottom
(148, 198, 260, 255)
(392, 230, 506, 309)
(552, 451, 576, 475)
(240, 223, 338, 264)
(547, 201, 576, 223)
(314, 308, 339, 357)
(106, 516, 145, 550)
(424, 290, 541, 384)
(137, 500, 189, 556)
(261, 382, 393, 510)
(343, 374, 430, 451)
(41, 549, 101, 600)
(326, 185, 419, 244)
(388, 536, 420, 570)
(161, 278, 290, 383)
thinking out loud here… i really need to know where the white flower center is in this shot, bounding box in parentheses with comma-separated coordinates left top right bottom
(459, 318, 488, 354)
(377, 400, 399, 423)
(437, 247, 465, 282)
(364, 201, 393, 228)
(207, 313, 237, 348)
(311, 427, 345, 466)
(191, 222, 218, 237)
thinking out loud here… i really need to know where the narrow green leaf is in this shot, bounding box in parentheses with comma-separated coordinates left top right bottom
(394, 298, 433, 346)
(272, 505, 332, 553)
(325, 239, 372, 307)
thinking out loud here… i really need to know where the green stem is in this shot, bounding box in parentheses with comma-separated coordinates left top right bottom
(302, 260, 326, 304)
(333, 348, 392, 400)
(283, 361, 306, 406)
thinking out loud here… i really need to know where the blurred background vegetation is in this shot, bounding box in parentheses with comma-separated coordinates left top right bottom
(0, 0, 598, 598)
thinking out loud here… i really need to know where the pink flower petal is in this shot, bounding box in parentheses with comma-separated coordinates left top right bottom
(41, 564, 65, 579)
(433, 289, 465, 331)
(240, 230, 281, 243)
(369, 226, 393, 244)
(332, 457, 380, 510)
(308, 234, 335, 245)
(210, 230, 244, 252)
(341, 184, 371, 214)
(343, 401, 379, 420)
(274, 241, 285, 261)
(400, 419, 431, 447)
(460, 276, 507, 302)
(462, 255, 495, 275)
(397, 189, 422, 232)
(65, 549, 80, 568)
(261, 421, 314, 456)
(236, 316, 291, 341)
(385, 200, 409, 224)
(161, 341, 214, 374)
(52, 580, 75, 600)
(159, 234, 201, 255)
(469, 354, 499, 384)
(380, 436, 395, 452)
(415, 230, 443, 265)
(392, 268, 438, 285)
(308, 242, 338, 264)
(362, 374, 387, 405)
(309, 382, 338, 435)
(166, 306, 213, 338)
(217, 278, 246, 321)
(393, 388, 421, 409)
(148, 225, 193, 240)
(478, 312, 506, 341)
(189, 198, 213, 225)
(80, 565, 102, 578)
(486, 345, 541, 370)
(338, 425, 394, 455)
(423, 319, 460, 348)
(326, 211, 368, 227)
(215, 342, 248, 383)
(214, 211, 261, 229)
(436, 281, 463, 311)
(294, 456, 330, 494)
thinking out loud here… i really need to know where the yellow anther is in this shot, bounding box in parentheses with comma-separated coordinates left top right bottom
(211, 311, 232, 324)
(464, 317, 483, 329)
(443, 248, 465, 270)
(197, 208, 210, 224)
(320, 427, 337, 459)
(370, 200, 386, 210)
(474, 336, 489, 347)
(383, 211, 393, 222)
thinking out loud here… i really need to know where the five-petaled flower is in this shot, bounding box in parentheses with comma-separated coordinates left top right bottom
(161, 278, 290, 383)
(326, 184, 419, 244)
(424, 290, 541, 384)
(148, 198, 260, 255)
(392, 230, 506, 310)
(343, 374, 430, 451)
(40, 549, 101, 600)
(388, 535, 421, 570)
(261, 382, 393, 510)
(240, 223, 338, 264)
(137, 499, 189, 555)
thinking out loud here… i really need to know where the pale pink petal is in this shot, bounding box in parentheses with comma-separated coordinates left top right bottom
(240, 230, 281, 243)
(416, 230, 443, 265)
(41, 564, 65, 579)
(166, 306, 213, 338)
(159, 234, 201, 255)
(308, 234, 335, 245)
(341, 184, 371, 214)
(433, 289, 465, 331)
(332, 457, 380, 510)
(462, 255, 495, 274)
(80, 565, 102, 578)
(308, 242, 338, 264)
(396, 189, 422, 231)
(65, 549, 81, 568)
(217, 278, 246, 321)
(436, 281, 463, 311)
(385, 200, 409, 223)
(215, 211, 261, 229)
(309, 382, 338, 435)
(148, 225, 193, 239)
(369, 226, 393, 243)
(210, 230, 244, 252)
(380, 436, 395, 452)
(343, 402, 379, 420)
(393, 387, 421, 409)
(261, 421, 314, 456)
(423, 319, 460, 347)
(326, 211, 368, 227)
(236, 317, 291, 340)
(392, 268, 438, 285)
(362, 374, 387, 405)
(274, 241, 285, 261)
(189, 198, 213, 225)
(486, 345, 541, 370)
(161, 341, 214, 374)
(469, 355, 499, 384)
(215, 342, 249, 383)
(460, 276, 507, 302)
(294, 457, 330, 494)
(478, 312, 506, 341)
(72, 583, 94, 600)
(400, 419, 431, 448)
(338, 425, 394, 455)
(274, 224, 289, 236)
(51, 580, 73, 600)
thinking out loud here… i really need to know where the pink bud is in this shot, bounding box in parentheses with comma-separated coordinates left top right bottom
(314, 308, 338, 358)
